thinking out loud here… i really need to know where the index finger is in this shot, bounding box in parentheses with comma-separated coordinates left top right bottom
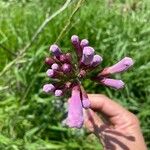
(88, 94, 137, 127)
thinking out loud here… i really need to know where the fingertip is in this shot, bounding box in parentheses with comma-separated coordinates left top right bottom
(87, 94, 108, 111)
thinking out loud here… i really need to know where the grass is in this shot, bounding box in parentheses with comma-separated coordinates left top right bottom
(0, 0, 150, 149)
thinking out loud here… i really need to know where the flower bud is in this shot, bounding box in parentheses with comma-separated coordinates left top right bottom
(100, 57, 134, 75)
(55, 89, 63, 96)
(99, 78, 125, 89)
(46, 69, 64, 78)
(46, 69, 54, 77)
(59, 53, 71, 63)
(50, 44, 62, 57)
(80, 39, 89, 48)
(71, 35, 80, 45)
(43, 84, 55, 93)
(91, 55, 103, 67)
(81, 46, 94, 65)
(45, 57, 55, 66)
(65, 53, 72, 62)
(59, 54, 67, 63)
(62, 63, 71, 73)
(51, 63, 59, 70)
(71, 35, 82, 58)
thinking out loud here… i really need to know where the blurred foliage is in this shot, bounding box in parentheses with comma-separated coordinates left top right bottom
(0, 0, 150, 149)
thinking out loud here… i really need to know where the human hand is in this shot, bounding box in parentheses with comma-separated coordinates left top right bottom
(84, 94, 147, 150)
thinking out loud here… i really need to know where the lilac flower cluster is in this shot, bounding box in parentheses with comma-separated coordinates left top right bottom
(43, 35, 134, 128)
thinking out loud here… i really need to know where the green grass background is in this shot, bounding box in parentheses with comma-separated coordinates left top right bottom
(0, 0, 150, 149)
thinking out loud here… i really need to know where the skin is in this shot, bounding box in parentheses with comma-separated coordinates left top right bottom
(84, 94, 147, 150)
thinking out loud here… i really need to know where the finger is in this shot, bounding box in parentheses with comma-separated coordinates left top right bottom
(88, 94, 138, 128)
(88, 94, 128, 117)
(84, 109, 104, 133)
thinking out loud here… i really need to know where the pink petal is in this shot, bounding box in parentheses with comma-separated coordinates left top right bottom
(43, 84, 55, 93)
(62, 63, 71, 73)
(71, 35, 82, 58)
(91, 55, 103, 67)
(45, 57, 55, 66)
(51, 63, 59, 70)
(81, 46, 95, 65)
(50, 44, 62, 57)
(66, 85, 83, 128)
(55, 89, 63, 96)
(46, 69, 54, 77)
(100, 57, 134, 75)
(80, 39, 89, 48)
(99, 78, 125, 89)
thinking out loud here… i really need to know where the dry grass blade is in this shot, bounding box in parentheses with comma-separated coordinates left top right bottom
(55, 0, 85, 43)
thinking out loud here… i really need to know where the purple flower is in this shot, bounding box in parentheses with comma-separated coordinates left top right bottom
(45, 57, 55, 66)
(46, 69, 54, 77)
(43, 84, 55, 93)
(66, 85, 83, 128)
(99, 78, 125, 89)
(91, 54, 103, 67)
(43, 35, 134, 128)
(80, 39, 89, 48)
(71, 35, 82, 58)
(46, 68, 64, 78)
(51, 63, 59, 70)
(100, 57, 134, 75)
(55, 89, 63, 97)
(59, 53, 71, 63)
(81, 46, 94, 65)
(62, 63, 71, 73)
(71, 35, 79, 45)
(50, 44, 62, 57)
